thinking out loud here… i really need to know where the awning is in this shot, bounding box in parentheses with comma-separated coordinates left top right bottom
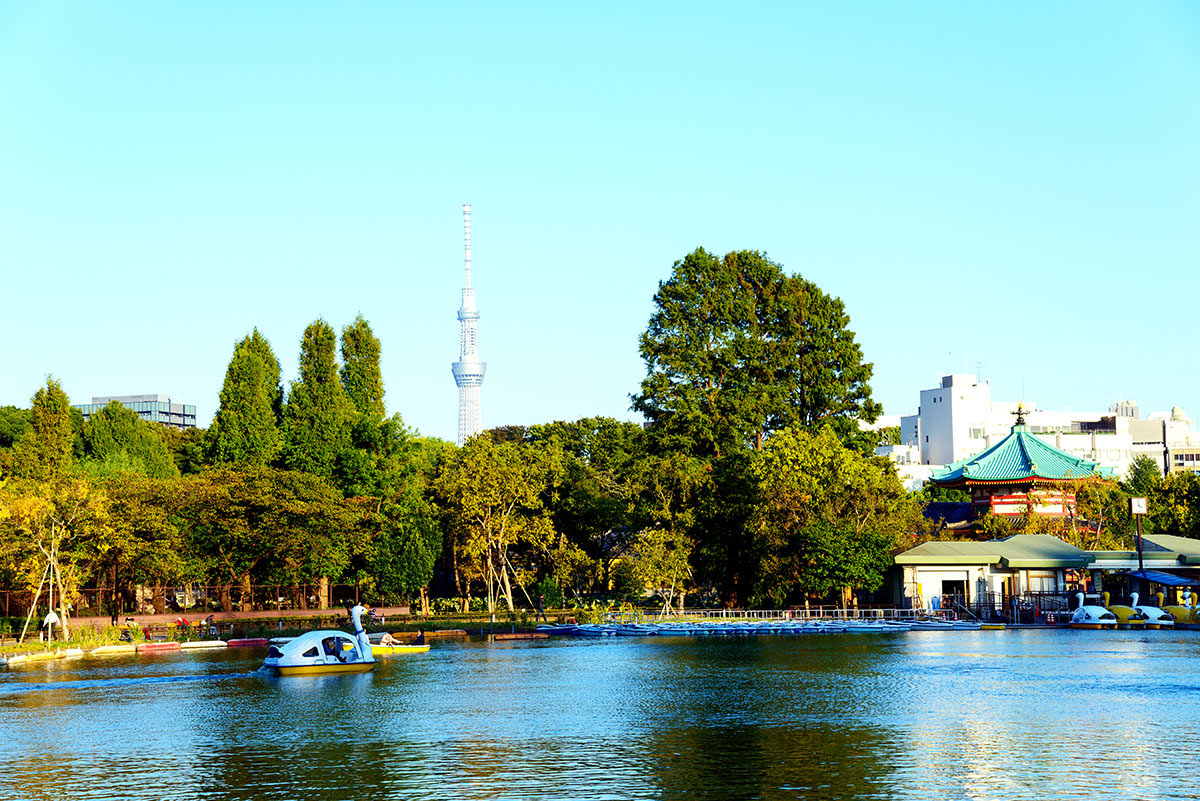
(1111, 569, 1200, 587)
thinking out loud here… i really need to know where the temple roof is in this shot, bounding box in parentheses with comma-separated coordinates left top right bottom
(930, 424, 1114, 486)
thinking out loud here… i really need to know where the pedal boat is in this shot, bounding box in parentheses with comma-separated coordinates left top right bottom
(264, 630, 376, 675)
(1130, 592, 1174, 630)
(1070, 592, 1117, 630)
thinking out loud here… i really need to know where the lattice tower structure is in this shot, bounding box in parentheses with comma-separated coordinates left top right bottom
(451, 203, 486, 446)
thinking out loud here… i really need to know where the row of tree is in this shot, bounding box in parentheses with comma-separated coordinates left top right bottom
(7, 248, 1192, 626)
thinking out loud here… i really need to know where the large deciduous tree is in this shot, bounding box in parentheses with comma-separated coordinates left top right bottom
(283, 320, 351, 477)
(633, 248, 880, 457)
(207, 329, 283, 466)
(434, 435, 560, 613)
(750, 426, 919, 606)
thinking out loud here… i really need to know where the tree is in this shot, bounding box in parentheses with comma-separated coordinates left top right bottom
(632, 248, 880, 458)
(81, 401, 179, 479)
(340, 314, 385, 421)
(206, 330, 283, 466)
(1123, 455, 1162, 497)
(179, 467, 361, 612)
(750, 426, 919, 606)
(13, 378, 76, 481)
(0, 475, 110, 639)
(0, 406, 31, 449)
(283, 320, 351, 477)
(434, 436, 559, 613)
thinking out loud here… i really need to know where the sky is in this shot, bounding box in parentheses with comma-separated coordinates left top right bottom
(2, 2, 1198, 441)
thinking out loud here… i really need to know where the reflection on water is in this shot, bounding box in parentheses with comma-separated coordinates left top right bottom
(3, 631, 1199, 800)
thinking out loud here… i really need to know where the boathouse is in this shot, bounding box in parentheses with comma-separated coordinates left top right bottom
(893, 533, 1200, 616)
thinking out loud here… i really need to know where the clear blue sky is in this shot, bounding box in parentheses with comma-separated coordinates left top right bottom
(2, 2, 1198, 441)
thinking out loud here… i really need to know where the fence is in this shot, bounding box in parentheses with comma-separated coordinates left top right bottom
(0, 583, 370, 621)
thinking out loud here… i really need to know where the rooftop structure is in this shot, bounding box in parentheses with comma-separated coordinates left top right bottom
(74, 394, 197, 430)
(451, 204, 486, 446)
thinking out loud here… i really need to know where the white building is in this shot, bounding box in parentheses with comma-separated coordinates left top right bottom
(890, 374, 1135, 480)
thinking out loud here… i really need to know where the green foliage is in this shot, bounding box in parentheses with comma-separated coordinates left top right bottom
(13, 378, 76, 480)
(158, 425, 206, 475)
(284, 320, 351, 477)
(536, 574, 563, 608)
(750, 426, 919, 605)
(81, 401, 178, 479)
(340, 314, 385, 421)
(632, 248, 880, 458)
(1123, 455, 1161, 497)
(434, 435, 561, 612)
(875, 426, 901, 446)
(913, 483, 971, 503)
(0, 406, 31, 449)
(206, 330, 283, 466)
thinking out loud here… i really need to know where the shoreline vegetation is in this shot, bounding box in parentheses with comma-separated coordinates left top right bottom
(2, 252, 1194, 642)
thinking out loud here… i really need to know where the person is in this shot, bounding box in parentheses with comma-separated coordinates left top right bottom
(379, 632, 400, 646)
(322, 636, 346, 662)
(413, 629, 425, 645)
(42, 609, 61, 641)
(536, 593, 548, 622)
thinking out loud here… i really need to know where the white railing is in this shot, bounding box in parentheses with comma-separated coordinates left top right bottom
(604, 607, 946, 624)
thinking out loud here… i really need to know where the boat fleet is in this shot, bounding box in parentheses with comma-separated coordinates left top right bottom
(1069, 590, 1197, 630)
(536, 619, 1002, 638)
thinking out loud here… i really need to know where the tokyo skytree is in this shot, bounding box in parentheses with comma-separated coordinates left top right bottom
(451, 204, 486, 446)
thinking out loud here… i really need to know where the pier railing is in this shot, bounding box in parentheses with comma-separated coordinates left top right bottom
(606, 606, 941, 624)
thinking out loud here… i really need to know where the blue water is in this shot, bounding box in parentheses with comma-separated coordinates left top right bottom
(2, 630, 1198, 800)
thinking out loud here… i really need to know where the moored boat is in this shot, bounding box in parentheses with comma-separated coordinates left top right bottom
(1070, 592, 1117, 630)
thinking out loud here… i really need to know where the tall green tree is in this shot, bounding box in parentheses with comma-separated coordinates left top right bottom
(206, 330, 283, 466)
(81, 401, 179, 479)
(13, 378, 76, 480)
(340, 314, 385, 421)
(633, 248, 880, 457)
(1122, 454, 1162, 497)
(283, 320, 351, 477)
(0, 406, 31, 449)
(750, 426, 919, 606)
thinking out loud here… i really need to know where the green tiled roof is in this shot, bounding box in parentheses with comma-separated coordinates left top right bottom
(1143, 534, 1200, 564)
(895, 534, 1092, 568)
(930, 425, 1114, 486)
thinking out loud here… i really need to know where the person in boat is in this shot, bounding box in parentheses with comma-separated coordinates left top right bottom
(413, 629, 425, 645)
(322, 636, 347, 662)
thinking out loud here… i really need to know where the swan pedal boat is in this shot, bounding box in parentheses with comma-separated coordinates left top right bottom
(263, 629, 376, 676)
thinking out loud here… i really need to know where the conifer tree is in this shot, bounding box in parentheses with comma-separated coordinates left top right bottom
(283, 319, 350, 477)
(340, 314, 385, 421)
(13, 377, 76, 480)
(206, 330, 283, 466)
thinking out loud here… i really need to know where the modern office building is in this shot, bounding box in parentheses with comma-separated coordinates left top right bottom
(74, 394, 197, 430)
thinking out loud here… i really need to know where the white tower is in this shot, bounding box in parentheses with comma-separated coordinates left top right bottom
(451, 204, 486, 446)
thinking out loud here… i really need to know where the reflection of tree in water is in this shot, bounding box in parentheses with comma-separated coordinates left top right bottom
(641, 638, 898, 800)
(647, 723, 894, 800)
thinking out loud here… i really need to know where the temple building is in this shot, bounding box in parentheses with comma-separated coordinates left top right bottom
(928, 405, 1114, 524)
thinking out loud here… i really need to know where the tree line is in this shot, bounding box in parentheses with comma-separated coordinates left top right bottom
(14, 249, 1185, 624)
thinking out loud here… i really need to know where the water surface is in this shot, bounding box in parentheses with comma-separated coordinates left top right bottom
(2, 629, 1197, 800)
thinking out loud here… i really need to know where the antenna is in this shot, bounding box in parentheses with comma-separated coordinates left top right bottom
(463, 203, 472, 287)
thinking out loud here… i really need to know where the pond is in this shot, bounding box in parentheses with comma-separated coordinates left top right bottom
(2, 629, 1198, 800)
